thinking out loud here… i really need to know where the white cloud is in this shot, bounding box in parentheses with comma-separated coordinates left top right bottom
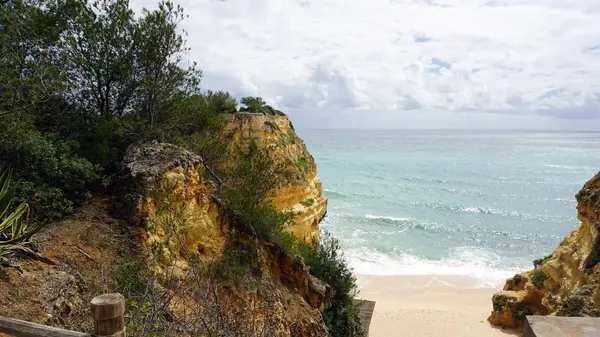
(132, 0, 600, 127)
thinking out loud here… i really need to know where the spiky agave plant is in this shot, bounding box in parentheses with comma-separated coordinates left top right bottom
(0, 168, 42, 261)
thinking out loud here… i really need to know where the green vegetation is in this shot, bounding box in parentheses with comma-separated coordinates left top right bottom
(560, 295, 585, 316)
(516, 306, 535, 321)
(512, 274, 522, 285)
(239, 96, 283, 115)
(0, 169, 44, 262)
(221, 144, 363, 336)
(220, 142, 289, 241)
(533, 254, 552, 268)
(296, 233, 363, 337)
(113, 260, 146, 297)
(506, 273, 523, 290)
(301, 198, 315, 207)
(492, 294, 512, 311)
(531, 269, 548, 289)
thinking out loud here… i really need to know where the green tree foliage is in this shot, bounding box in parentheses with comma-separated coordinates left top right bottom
(240, 96, 268, 113)
(0, 123, 98, 222)
(61, 0, 201, 119)
(135, 1, 202, 123)
(61, 0, 139, 117)
(0, 0, 66, 117)
(206, 90, 237, 114)
(240, 96, 284, 115)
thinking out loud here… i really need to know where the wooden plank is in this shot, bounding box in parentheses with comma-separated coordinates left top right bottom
(0, 317, 91, 337)
(353, 299, 376, 337)
(524, 316, 600, 337)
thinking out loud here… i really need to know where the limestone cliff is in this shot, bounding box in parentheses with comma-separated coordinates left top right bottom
(220, 112, 327, 240)
(488, 171, 600, 328)
(113, 142, 330, 335)
(0, 142, 330, 336)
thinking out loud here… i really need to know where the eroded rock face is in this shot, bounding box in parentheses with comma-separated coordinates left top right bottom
(112, 142, 227, 272)
(489, 171, 600, 328)
(220, 113, 327, 240)
(113, 142, 329, 336)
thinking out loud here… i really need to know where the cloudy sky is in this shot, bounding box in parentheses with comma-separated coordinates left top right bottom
(132, 0, 600, 129)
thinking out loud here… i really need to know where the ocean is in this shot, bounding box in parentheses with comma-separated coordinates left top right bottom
(298, 130, 600, 285)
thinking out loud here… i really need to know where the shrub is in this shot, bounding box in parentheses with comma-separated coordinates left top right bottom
(300, 198, 315, 207)
(113, 260, 146, 297)
(561, 295, 585, 316)
(533, 254, 552, 268)
(220, 142, 289, 241)
(531, 269, 548, 290)
(296, 232, 363, 337)
(0, 127, 98, 222)
(513, 274, 522, 285)
(492, 294, 512, 311)
(516, 306, 535, 320)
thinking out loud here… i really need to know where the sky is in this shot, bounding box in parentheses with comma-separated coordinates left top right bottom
(131, 0, 600, 130)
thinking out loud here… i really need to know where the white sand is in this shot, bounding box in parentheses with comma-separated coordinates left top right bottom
(355, 275, 520, 337)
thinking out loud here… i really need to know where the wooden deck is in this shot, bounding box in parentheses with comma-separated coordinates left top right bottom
(354, 299, 376, 336)
(523, 316, 600, 337)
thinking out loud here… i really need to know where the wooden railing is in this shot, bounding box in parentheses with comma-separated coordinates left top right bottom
(0, 293, 125, 337)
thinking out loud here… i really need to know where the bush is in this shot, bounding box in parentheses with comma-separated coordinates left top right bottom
(531, 269, 548, 289)
(513, 274, 522, 285)
(300, 198, 315, 207)
(220, 142, 289, 241)
(296, 232, 363, 337)
(533, 254, 552, 268)
(0, 126, 98, 222)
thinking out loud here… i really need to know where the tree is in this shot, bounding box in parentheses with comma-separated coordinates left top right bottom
(206, 90, 237, 114)
(0, 0, 66, 118)
(240, 96, 268, 113)
(240, 96, 284, 115)
(135, 1, 201, 125)
(220, 142, 289, 240)
(61, 0, 140, 118)
(61, 0, 201, 120)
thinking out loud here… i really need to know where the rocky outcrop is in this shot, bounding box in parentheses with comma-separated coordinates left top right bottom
(113, 142, 329, 336)
(220, 113, 327, 240)
(489, 171, 600, 328)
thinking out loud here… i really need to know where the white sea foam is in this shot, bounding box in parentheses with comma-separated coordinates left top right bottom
(544, 164, 588, 170)
(345, 246, 525, 288)
(365, 214, 411, 222)
(460, 206, 482, 213)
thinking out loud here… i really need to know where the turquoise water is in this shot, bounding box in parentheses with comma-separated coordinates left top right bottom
(298, 130, 600, 283)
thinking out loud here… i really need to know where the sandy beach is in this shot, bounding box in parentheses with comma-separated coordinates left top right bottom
(356, 275, 520, 337)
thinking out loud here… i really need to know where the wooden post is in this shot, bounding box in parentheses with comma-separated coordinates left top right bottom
(90, 293, 125, 337)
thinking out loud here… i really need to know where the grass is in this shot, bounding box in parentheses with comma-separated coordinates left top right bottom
(113, 260, 146, 296)
(297, 156, 308, 172)
(300, 198, 314, 207)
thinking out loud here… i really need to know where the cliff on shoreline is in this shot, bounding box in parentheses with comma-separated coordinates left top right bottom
(489, 171, 600, 328)
(0, 114, 333, 336)
(220, 112, 327, 240)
